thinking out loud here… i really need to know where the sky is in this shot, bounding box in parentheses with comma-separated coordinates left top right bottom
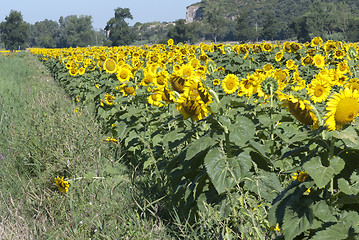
(0, 0, 199, 30)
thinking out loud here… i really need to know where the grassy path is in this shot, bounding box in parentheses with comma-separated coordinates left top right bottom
(0, 53, 167, 239)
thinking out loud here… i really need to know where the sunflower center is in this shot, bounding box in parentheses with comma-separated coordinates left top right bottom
(105, 60, 116, 71)
(335, 98, 359, 127)
(226, 80, 235, 90)
(314, 86, 325, 97)
(125, 87, 135, 94)
(120, 70, 128, 79)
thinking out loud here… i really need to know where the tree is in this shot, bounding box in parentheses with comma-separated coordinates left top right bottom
(289, 16, 311, 43)
(260, 10, 280, 41)
(167, 19, 195, 44)
(28, 19, 59, 48)
(345, 18, 359, 42)
(202, 0, 229, 43)
(234, 7, 259, 43)
(58, 15, 95, 47)
(306, 0, 336, 39)
(105, 8, 136, 46)
(0, 10, 28, 50)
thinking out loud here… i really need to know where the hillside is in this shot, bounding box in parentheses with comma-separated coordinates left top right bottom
(185, 0, 359, 42)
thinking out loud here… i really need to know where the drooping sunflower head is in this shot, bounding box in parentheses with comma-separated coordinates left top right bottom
(324, 88, 359, 130)
(346, 78, 359, 92)
(176, 97, 210, 121)
(169, 73, 187, 93)
(278, 93, 318, 128)
(222, 74, 240, 94)
(54, 176, 70, 193)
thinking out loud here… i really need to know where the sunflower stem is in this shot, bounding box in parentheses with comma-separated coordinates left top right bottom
(309, 102, 325, 139)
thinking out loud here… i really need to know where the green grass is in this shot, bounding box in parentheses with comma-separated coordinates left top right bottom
(0, 53, 168, 239)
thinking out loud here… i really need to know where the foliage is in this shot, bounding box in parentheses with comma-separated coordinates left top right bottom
(58, 15, 96, 47)
(30, 37, 359, 239)
(0, 10, 28, 50)
(28, 19, 59, 48)
(105, 8, 136, 46)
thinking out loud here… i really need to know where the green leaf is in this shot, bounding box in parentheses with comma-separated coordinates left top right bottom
(282, 200, 314, 240)
(245, 170, 281, 201)
(312, 200, 337, 222)
(204, 148, 252, 195)
(228, 116, 255, 145)
(333, 126, 359, 148)
(311, 223, 349, 240)
(152, 134, 162, 146)
(116, 121, 127, 139)
(303, 157, 335, 188)
(186, 135, 216, 160)
(163, 129, 186, 148)
(330, 156, 345, 175)
(338, 178, 359, 195)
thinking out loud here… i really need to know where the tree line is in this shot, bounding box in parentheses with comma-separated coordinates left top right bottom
(2, 0, 359, 50)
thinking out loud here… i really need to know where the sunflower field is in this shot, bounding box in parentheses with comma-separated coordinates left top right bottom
(30, 37, 359, 239)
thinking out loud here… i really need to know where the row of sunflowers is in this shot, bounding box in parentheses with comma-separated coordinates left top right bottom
(30, 37, 359, 239)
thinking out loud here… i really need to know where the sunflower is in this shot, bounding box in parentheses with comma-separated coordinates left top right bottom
(120, 84, 136, 97)
(324, 88, 359, 130)
(306, 78, 331, 103)
(278, 93, 318, 128)
(213, 79, 221, 86)
(238, 74, 259, 98)
(176, 97, 210, 121)
(222, 74, 239, 94)
(117, 66, 133, 82)
(310, 37, 323, 47)
(286, 59, 297, 70)
(78, 67, 86, 75)
(313, 54, 325, 68)
(69, 68, 78, 76)
(103, 58, 117, 74)
(54, 176, 70, 193)
(169, 74, 187, 93)
(275, 51, 284, 62)
(301, 55, 313, 66)
(104, 93, 115, 105)
(333, 49, 345, 60)
(148, 90, 164, 108)
(336, 60, 349, 75)
(346, 78, 359, 92)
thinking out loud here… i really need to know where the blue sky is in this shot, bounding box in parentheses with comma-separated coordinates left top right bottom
(0, 0, 199, 30)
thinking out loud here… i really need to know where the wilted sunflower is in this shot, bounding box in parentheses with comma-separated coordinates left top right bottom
(222, 74, 239, 94)
(176, 97, 210, 121)
(54, 176, 70, 193)
(346, 78, 359, 92)
(278, 93, 318, 128)
(301, 55, 313, 66)
(324, 88, 359, 130)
